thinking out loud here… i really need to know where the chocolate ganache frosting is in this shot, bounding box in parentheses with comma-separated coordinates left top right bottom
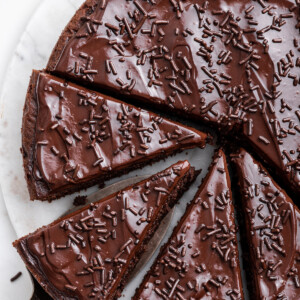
(22, 71, 207, 200)
(14, 160, 197, 299)
(134, 149, 244, 299)
(47, 0, 300, 195)
(231, 148, 300, 299)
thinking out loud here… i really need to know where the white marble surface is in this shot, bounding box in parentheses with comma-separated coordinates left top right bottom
(0, 0, 41, 93)
(0, 0, 216, 299)
(0, 2, 43, 299)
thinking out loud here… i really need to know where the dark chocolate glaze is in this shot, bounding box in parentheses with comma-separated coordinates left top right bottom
(14, 161, 195, 300)
(27, 71, 207, 200)
(48, 0, 300, 194)
(231, 148, 300, 299)
(134, 149, 244, 299)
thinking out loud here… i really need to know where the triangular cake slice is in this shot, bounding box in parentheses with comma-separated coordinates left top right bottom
(23, 71, 208, 201)
(46, 0, 300, 195)
(14, 160, 197, 299)
(134, 149, 244, 299)
(231, 148, 300, 299)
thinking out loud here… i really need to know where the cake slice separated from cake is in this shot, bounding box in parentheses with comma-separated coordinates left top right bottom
(134, 149, 244, 299)
(14, 160, 198, 300)
(23, 71, 208, 201)
(231, 148, 300, 299)
(46, 0, 300, 195)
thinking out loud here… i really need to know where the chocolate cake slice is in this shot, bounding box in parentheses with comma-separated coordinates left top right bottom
(46, 0, 300, 195)
(14, 160, 197, 300)
(134, 149, 244, 299)
(231, 148, 300, 299)
(23, 71, 208, 201)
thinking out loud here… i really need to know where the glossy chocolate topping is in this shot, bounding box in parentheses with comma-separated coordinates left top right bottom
(48, 0, 300, 194)
(231, 148, 300, 299)
(28, 71, 207, 199)
(15, 161, 194, 300)
(134, 149, 244, 299)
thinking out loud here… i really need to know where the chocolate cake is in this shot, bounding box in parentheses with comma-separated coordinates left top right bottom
(231, 148, 300, 299)
(46, 0, 300, 196)
(133, 149, 244, 299)
(14, 160, 198, 300)
(22, 71, 208, 201)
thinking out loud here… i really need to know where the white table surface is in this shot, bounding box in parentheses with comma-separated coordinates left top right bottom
(0, 0, 41, 91)
(0, 1, 42, 299)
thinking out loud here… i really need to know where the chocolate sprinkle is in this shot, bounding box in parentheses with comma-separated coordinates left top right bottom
(10, 272, 22, 282)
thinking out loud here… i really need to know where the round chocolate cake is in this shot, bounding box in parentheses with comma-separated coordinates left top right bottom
(14, 1, 300, 299)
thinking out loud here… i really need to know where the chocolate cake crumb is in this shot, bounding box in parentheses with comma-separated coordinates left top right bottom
(73, 195, 87, 206)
